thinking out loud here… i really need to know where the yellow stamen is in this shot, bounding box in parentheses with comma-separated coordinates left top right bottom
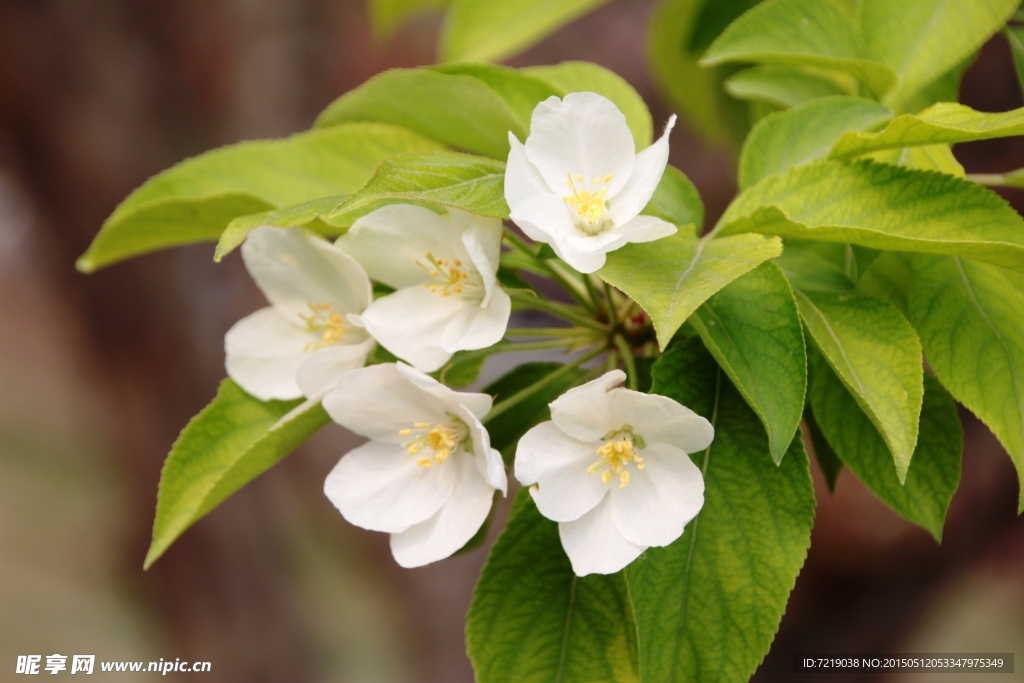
(563, 172, 613, 234)
(416, 252, 473, 297)
(300, 302, 346, 352)
(588, 427, 645, 489)
(399, 416, 469, 467)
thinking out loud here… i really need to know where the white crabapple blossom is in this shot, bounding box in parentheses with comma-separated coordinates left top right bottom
(323, 362, 507, 568)
(505, 92, 678, 274)
(336, 205, 511, 373)
(225, 227, 374, 401)
(515, 370, 713, 576)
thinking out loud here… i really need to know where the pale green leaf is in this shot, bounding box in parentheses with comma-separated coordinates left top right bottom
(524, 62, 654, 149)
(718, 159, 1024, 270)
(832, 102, 1024, 158)
(856, 251, 913, 316)
(739, 96, 892, 190)
(369, 0, 450, 38)
(642, 165, 705, 230)
(598, 228, 783, 348)
(860, 0, 1017, 108)
(724, 65, 851, 109)
(774, 243, 855, 294)
(794, 288, 923, 481)
(627, 337, 815, 683)
(1006, 26, 1024, 97)
(78, 123, 440, 272)
(330, 151, 508, 224)
(466, 489, 639, 683)
(909, 256, 1024, 513)
(315, 69, 525, 158)
(431, 63, 561, 131)
(441, 0, 611, 63)
(811, 357, 962, 539)
(866, 144, 965, 177)
(214, 196, 345, 262)
(647, 0, 750, 146)
(145, 380, 329, 568)
(701, 0, 897, 96)
(691, 262, 806, 463)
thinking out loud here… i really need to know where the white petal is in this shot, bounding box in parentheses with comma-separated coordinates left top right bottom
(389, 452, 496, 567)
(607, 115, 676, 225)
(549, 370, 626, 442)
(558, 496, 645, 576)
(517, 422, 608, 522)
(609, 444, 703, 547)
(336, 204, 468, 289)
(242, 227, 371, 321)
(505, 132, 550, 209)
(509, 194, 609, 274)
(224, 307, 310, 401)
(295, 338, 373, 399)
(359, 286, 505, 373)
(324, 440, 457, 534)
(459, 211, 503, 306)
(322, 363, 448, 441)
(565, 215, 677, 258)
(525, 93, 635, 199)
(609, 389, 714, 453)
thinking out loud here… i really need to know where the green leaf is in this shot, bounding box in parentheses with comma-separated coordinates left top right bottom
(718, 159, 1024, 270)
(430, 63, 561, 131)
(330, 151, 508, 224)
(78, 123, 441, 272)
(832, 102, 1024, 159)
(368, 0, 450, 38)
(794, 288, 923, 481)
(214, 196, 345, 262)
(687, 0, 763, 54)
(437, 350, 488, 389)
(866, 144, 966, 177)
(524, 62, 654, 149)
(627, 337, 815, 683)
(466, 489, 639, 683)
(145, 380, 329, 569)
(909, 256, 1024, 513)
(811, 358, 962, 539)
(860, 0, 1017, 108)
(441, 0, 611, 63)
(647, 0, 750, 146)
(739, 96, 892, 190)
(691, 262, 806, 464)
(856, 251, 913, 316)
(1006, 27, 1024, 97)
(598, 228, 783, 348)
(774, 243, 855, 295)
(642, 165, 705, 230)
(724, 65, 851, 109)
(483, 362, 589, 461)
(805, 407, 842, 493)
(315, 69, 526, 158)
(700, 0, 897, 97)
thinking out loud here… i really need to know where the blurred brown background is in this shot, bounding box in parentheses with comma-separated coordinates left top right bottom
(0, 1, 1022, 681)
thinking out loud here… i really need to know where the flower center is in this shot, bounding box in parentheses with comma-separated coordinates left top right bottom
(300, 302, 345, 352)
(398, 415, 470, 467)
(588, 425, 646, 488)
(418, 252, 479, 298)
(564, 173, 612, 235)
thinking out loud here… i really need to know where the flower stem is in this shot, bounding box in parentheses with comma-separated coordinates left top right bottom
(600, 279, 620, 325)
(484, 345, 606, 424)
(504, 231, 593, 310)
(613, 334, 639, 391)
(504, 327, 596, 337)
(507, 289, 607, 331)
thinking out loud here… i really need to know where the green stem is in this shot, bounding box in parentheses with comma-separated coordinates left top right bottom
(605, 348, 620, 373)
(508, 289, 607, 331)
(505, 327, 596, 337)
(451, 338, 580, 367)
(613, 334, 638, 390)
(504, 231, 592, 309)
(484, 345, 606, 424)
(966, 173, 1021, 188)
(601, 280, 620, 325)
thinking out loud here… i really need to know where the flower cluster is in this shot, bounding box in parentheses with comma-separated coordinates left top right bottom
(223, 93, 712, 574)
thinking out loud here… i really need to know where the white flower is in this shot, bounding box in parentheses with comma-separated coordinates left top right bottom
(323, 362, 507, 568)
(225, 227, 374, 401)
(515, 370, 712, 576)
(336, 205, 511, 373)
(505, 92, 678, 274)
